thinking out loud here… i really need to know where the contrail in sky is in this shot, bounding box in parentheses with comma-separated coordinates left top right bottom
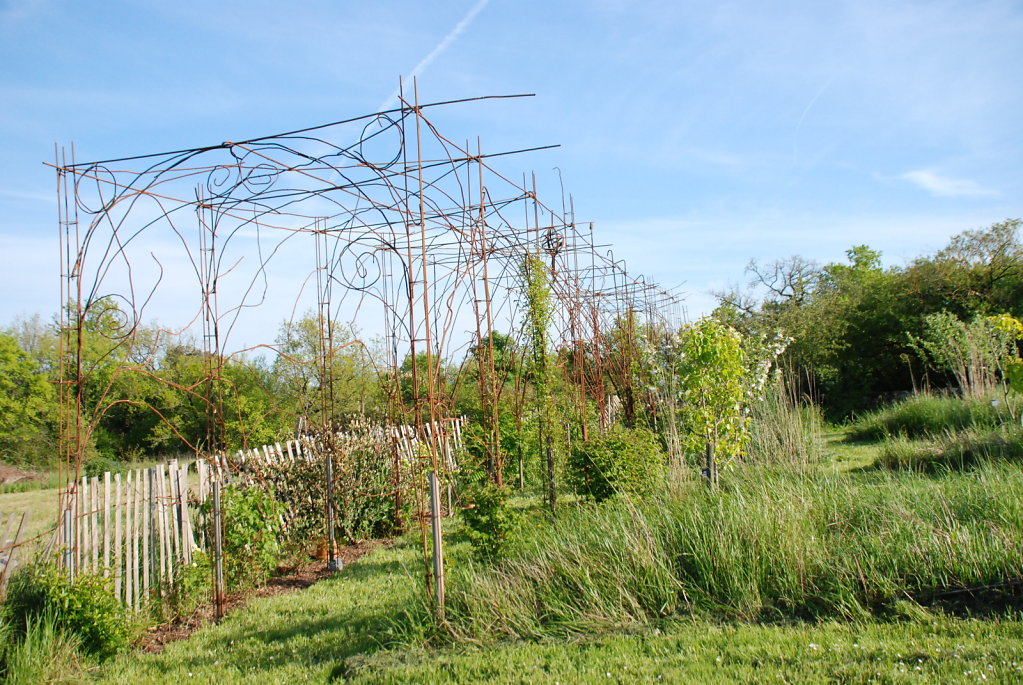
(792, 74, 836, 166)
(378, 0, 490, 112)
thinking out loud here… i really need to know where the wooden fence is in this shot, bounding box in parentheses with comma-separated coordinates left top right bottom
(37, 417, 465, 610)
(56, 460, 195, 610)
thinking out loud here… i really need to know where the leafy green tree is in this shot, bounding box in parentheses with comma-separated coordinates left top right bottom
(273, 314, 386, 426)
(646, 318, 748, 470)
(0, 333, 57, 466)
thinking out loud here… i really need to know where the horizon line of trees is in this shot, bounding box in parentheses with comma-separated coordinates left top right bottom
(0, 218, 1019, 471)
(714, 218, 1023, 418)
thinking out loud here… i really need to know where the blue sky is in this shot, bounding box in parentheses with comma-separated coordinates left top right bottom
(2, 0, 1021, 334)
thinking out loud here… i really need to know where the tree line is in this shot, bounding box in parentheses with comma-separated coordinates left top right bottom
(714, 219, 1023, 418)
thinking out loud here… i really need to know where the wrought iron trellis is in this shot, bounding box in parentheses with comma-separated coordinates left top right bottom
(52, 85, 685, 608)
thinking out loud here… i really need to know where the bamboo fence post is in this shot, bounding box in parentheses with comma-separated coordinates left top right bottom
(143, 468, 152, 602)
(167, 461, 179, 564)
(103, 472, 111, 575)
(212, 475, 225, 619)
(178, 464, 192, 563)
(156, 465, 167, 594)
(126, 470, 136, 609)
(78, 478, 86, 572)
(157, 470, 169, 592)
(114, 472, 123, 602)
(170, 461, 181, 564)
(90, 475, 99, 572)
(196, 459, 205, 505)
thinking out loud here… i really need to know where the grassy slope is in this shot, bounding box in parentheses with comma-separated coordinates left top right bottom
(93, 531, 1023, 684)
(92, 430, 1023, 683)
(97, 512, 1023, 681)
(0, 485, 61, 550)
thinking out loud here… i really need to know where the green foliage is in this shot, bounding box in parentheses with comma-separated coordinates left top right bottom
(2, 564, 130, 660)
(909, 312, 1020, 400)
(717, 220, 1023, 417)
(252, 428, 407, 546)
(655, 318, 748, 463)
(567, 425, 666, 501)
(168, 551, 213, 617)
(214, 485, 284, 589)
(0, 333, 57, 467)
(273, 314, 387, 425)
(521, 253, 562, 507)
(460, 481, 519, 559)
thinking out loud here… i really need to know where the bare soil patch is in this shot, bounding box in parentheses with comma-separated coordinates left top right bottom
(0, 462, 39, 486)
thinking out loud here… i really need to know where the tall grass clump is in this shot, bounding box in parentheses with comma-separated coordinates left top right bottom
(430, 464, 1023, 642)
(847, 393, 1008, 441)
(877, 423, 1023, 471)
(745, 376, 824, 466)
(0, 613, 84, 685)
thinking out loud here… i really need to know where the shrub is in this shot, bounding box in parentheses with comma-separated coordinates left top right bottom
(567, 425, 666, 501)
(2, 564, 129, 660)
(169, 551, 212, 617)
(247, 427, 408, 545)
(460, 482, 519, 559)
(214, 485, 283, 589)
(83, 453, 127, 478)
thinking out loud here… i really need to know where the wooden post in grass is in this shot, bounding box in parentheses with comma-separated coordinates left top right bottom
(429, 469, 445, 619)
(145, 468, 153, 601)
(62, 486, 73, 578)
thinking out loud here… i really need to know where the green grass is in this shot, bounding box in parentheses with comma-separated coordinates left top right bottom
(0, 613, 86, 685)
(0, 484, 62, 552)
(876, 424, 1023, 472)
(94, 537, 430, 683)
(91, 524, 1023, 684)
(823, 429, 878, 470)
(408, 463, 1023, 644)
(344, 614, 1023, 684)
(847, 394, 1010, 442)
(0, 469, 61, 495)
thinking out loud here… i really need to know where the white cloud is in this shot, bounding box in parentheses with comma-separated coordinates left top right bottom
(898, 169, 996, 198)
